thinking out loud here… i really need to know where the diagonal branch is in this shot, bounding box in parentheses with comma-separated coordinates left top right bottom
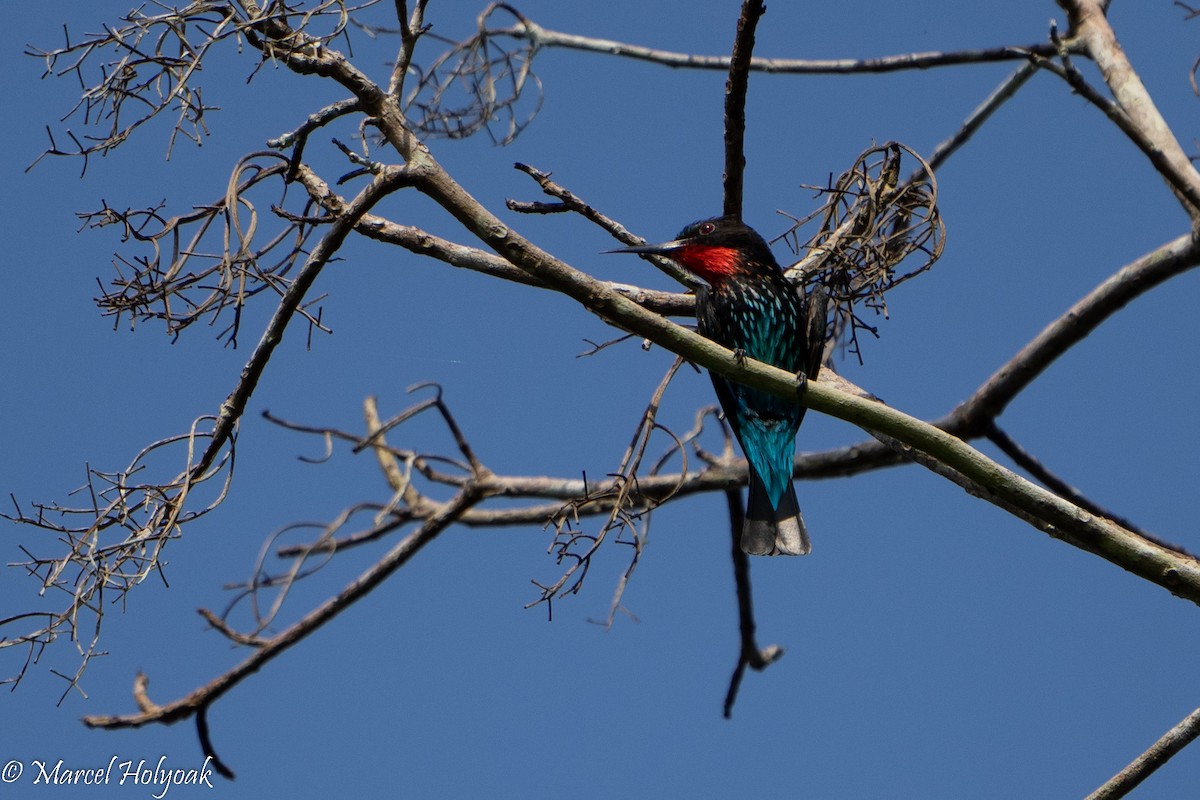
(292, 161, 694, 312)
(921, 61, 1038, 177)
(813, 233, 1200, 488)
(509, 161, 698, 291)
(83, 477, 484, 745)
(1085, 705, 1200, 800)
(984, 423, 1156, 542)
(950, 234, 1200, 428)
(196, 162, 417, 480)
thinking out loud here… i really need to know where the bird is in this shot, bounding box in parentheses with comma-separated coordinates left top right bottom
(608, 216, 825, 555)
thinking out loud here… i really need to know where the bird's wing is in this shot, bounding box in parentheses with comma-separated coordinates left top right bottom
(805, 282, 828, 382)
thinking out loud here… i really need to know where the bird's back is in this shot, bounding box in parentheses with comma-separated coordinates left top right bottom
(697, 272, 809, 507)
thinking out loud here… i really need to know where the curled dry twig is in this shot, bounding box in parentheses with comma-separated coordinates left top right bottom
(779, 141, 945, 361)
(214, 384, 478, 634)
(82, 153, 327, 345)
(401, 2, 543, 144)
(530, 357, 689, 621)
(25, 0, 365, 169)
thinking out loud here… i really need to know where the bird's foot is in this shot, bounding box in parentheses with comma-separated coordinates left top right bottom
(733, 347, 747, 365)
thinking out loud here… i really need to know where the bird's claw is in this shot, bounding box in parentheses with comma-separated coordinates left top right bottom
(733, 347, 747, 365)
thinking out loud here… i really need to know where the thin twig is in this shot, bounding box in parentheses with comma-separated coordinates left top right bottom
(985, 423, 1167, 546)
(197, 163, 416, 480)
(500, 21, 1067, 75)
(534, 357, 687, 613)
(83, 484, 484, 745)
(1051, 1, 1200, 216)
(922, 61, 1038, 177)
(722, 487, 783, 718)
(196, 704, 235, 780)
(1085, 705, 1200, 800)
(510, 161, 699, 290)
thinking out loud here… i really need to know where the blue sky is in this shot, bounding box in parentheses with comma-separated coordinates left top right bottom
(3, 2, 1200, 797)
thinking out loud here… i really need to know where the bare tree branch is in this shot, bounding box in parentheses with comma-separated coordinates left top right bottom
(721, 0, 765, 219)
(24, 1, 365, 166)
(2, 417, 234, 692)
(923, 61, 1039, 176)
(1086, 705, 1200, 800)
(499, 18, 1069, 75)
(83, 483, 480, 733)
(199, 161, 416, 477)
(1053, 0, 1200, 216)
(532, 358, 687, 612)
(951, 234, 1200, 428)
(82, 154, 319, 344)
(984, 423, 1157, 542)
(722, 488, 783, 719)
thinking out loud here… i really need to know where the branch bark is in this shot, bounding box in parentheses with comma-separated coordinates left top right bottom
(721, 0, 765, 219)
(1086, 705, 1200, 800)
(505, 19, 1067, 74)
(1056, 0, 1200, 217)
(198, 163, 416, 478)
(83, 482, 483, 732)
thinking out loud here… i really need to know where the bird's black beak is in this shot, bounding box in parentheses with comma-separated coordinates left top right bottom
(603, 238, 688, 256)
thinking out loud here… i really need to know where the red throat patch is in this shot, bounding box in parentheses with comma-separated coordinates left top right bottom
(672, 245, 742, 283)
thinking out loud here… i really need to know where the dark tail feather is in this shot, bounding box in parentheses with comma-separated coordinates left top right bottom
(742, 474, 810, 556)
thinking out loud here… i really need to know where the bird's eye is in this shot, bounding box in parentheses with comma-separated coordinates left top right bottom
(698, 222, 716, 235)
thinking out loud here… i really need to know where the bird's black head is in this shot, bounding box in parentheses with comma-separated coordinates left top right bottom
(606, 215, 780, 284)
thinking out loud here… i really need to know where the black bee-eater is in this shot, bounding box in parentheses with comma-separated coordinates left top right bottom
(609, 216, 824, 555)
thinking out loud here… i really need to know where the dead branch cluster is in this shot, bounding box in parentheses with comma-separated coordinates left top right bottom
(399, 3, 543, 143)
(80, 155, 330, 345)
(26, 1, 362, 169)
(781, 142, 944, 361)
(242, 366, 751, 633)
(4, 416, 233, 701)
(7, 0, 1200, 793)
